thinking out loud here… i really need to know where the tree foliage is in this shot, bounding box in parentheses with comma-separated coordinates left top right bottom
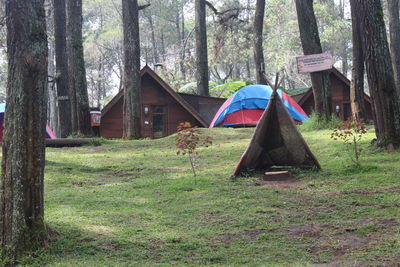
(0, 0, 363, 113)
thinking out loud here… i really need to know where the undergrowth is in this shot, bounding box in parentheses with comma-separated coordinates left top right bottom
(299, 112, 342, 131)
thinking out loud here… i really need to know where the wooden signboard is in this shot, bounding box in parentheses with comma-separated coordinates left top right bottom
(296, 53, 333, 74)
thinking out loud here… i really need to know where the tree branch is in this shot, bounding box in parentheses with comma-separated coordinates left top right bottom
(139, 4, 151, 10)
(205, 1, 220, 15)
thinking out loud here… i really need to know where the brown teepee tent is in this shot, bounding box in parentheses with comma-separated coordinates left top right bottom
(232, 88, 321, 177)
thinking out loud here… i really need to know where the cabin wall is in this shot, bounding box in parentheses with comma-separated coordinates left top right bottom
(100, 73, 202, 139)
(300, 73, 374, 121)
(100, 97, 123, 138)
(141, 74, 201, 137)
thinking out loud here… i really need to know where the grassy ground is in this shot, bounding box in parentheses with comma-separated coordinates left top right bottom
(17, 128, 400, 266)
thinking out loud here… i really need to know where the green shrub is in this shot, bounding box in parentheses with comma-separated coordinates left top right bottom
(299, 112, 342, 131)
(209, 79, 248, 98)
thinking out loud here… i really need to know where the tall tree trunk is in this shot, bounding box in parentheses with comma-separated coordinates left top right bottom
(355, 0, 400, 149)
(253, 0, 268, 85)
(387, 0, 400, 96)
(160, 32, 166, 62)
(1, 0, 47, 261)
(146, 14, 159, 65)
(195, 0, 209, 96)
(122, 0, 141, 139)
(97, 57, 104, 107)
(246, 57, 251, 80)
(295, 0, 332, 120)
(180, 7, 187, 80)
(48, 49, 59, 137)
(339, 1, 348, 76)
(67, 0, 91, 136)
(176, 10, 186, 80)
(46, 0, 60, 137)
(341, 48, 348, 76)
(96, 10, 104, 108)
(54, 0, 72, 137)
(349, 0, 367, 122)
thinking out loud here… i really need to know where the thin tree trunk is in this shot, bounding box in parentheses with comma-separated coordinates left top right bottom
(295, 0, 332, 120)
(54, 0, 72, 137)
(46, 0, 60, 137)
(97, 57, 103, 107)
(181, 7, 187, 80)
(195, 0, 209, 96)
(246, 57, 251, 80)
(1, 0, 47, 261)
(144, 35, 149, 65)
(349, 0, 367, 122)
(253, 0, 268, 84)
(387, 0, 400, 96)
(161, 32, 166, 62)
(146, 14, 159, 65)
(122, 0, 141, 139)
(355, 0, 400, 148)
(339, 0, 348, 77)
(176, 10, 186, 80)
(96, 10, 104, 108)
(67, 0, 91, 136)
(342, 48, 348, 76)
(181, 5, 185, 41)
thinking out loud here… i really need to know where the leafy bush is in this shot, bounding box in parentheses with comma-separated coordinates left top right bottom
(209, 79, 250, 98)
(331, 120, 368, 165)
(176, 122, 212, 182)
(299, 112, 342, 131)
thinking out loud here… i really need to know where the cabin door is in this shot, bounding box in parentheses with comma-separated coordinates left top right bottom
(343, 103, 351, 121)
(151, 105, 167, 138)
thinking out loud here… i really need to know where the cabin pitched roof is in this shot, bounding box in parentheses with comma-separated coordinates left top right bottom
(296, 67, 372, 106)
(101, 65, 209, 127)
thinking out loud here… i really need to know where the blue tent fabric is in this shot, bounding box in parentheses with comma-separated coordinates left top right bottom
(211, 85, 309, 127)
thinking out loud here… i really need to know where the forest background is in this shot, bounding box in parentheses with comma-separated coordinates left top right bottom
(0, 0, 357, 116)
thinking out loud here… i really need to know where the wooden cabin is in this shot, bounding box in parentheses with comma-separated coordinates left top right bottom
(290, 68, 374, 121)
(100, 66, 225, 138)
(178, 93, 227, 124)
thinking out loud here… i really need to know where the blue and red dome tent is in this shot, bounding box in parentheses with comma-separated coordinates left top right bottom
(209, 85, 308, 128)
(0, 103, 56, 142)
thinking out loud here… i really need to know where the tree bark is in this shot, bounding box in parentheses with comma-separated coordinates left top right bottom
(54, 0, 72, 137)
(122, 0, 141, 139)
(46, 0, 60, 137)
(146, 13, 159, 65)
(246, 57, 251, 80)
(339, 0, 349, 77)
(253, 0, 268, 85)
(160, 32, 166, 62)
(67, 0, 91, 136)
(355, 0, 400, 148)
(295, 0, 332, 120)
(176, 10, 186, 80)
(1, 0, 47, 261)
(387, 0, 400, 96)
(195, 0, 209, 96)
(349, 0, 367, 122)
(341, 48, 348, 76)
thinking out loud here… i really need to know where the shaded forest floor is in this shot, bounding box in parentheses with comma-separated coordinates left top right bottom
(19, 128, 400, 266)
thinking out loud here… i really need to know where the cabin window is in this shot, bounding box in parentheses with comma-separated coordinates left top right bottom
(152, 105, 166, 138)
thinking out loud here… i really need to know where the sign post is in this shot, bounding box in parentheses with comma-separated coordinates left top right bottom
(296, 53, 333, 74)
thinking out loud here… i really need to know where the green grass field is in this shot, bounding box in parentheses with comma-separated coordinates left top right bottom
(18, 128, 400, 266)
